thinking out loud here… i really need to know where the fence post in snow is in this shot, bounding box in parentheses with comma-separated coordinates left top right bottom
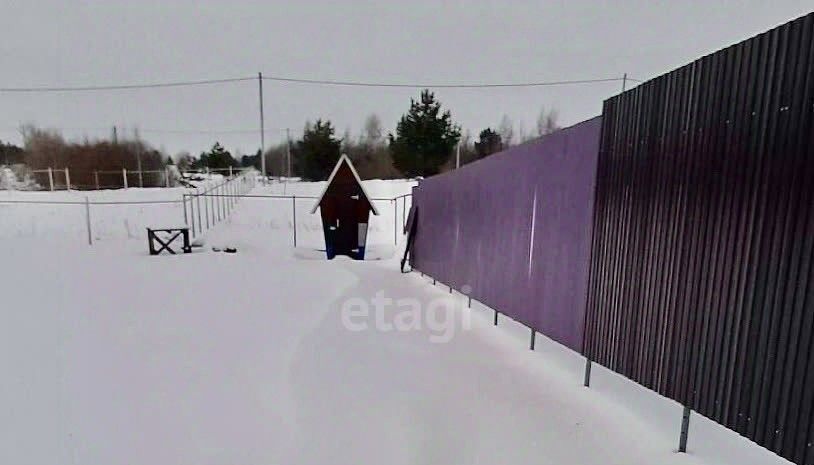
(138, 168, 144, 188)
(84, 196, 92, 246)
(190, 195, 197, 237)
(216, 184, 221, 221)
(95, 171, 100, 190)
(223, 183, 228, 216)
(229, 166, 233, 178)
(122, 169, 128, 189)
(530, 328, 536, 350)
(584, 359, 592, 387)
(205, 187, 210, 230)
(182, 194, 188, 227)
(64, 168, 71, 190)
(292, 195, 297, 247)
(165, 167, 171, 188)
(48, 167, 54, 191)
(216, 184, 222, 222)
(222, 183, 227, 217)
(678, 406, 691, 453)
(393, 199, 398, 245)
(195, 189, 202, 233)
(494, 310, 499, 326)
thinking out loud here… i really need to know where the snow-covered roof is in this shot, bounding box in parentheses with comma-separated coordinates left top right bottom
(310, 154, 379, 215)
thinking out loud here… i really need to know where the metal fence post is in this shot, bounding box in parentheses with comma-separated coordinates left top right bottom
(222, 183, 227, 217)
(122, 168, 128, 189)
(393, 199, 398, 245)
(64, 168, 71, 190)
(205, 188, 210, 229)
(678, 406, 691, 453)
(84, 196, 92, 246)
(95, 171, 100, 190)
(196, 188, 202, 233)
(189, 194, 196, 237)
(225, 183, 229, 214)
(584, 359, 592, 387)
(402, 195, 406, 230)
(182, 194, 188, 226)
(214, 185, 219, 222)
(530, 328, 536, 350)
(138, 168, 144, 188)
(216, 184, 222, 222)
(494, 310, 499, 326)
(215, 184, 220, 222)
(48, 167, 54, 191)
(292, 195, 298, 247)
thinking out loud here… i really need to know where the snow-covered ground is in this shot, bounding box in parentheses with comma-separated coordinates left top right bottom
(0, 180, 790, 465)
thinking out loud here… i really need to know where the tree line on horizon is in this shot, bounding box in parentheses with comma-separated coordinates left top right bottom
(246, 90, 560, 180)
(1, 90, 560, 183)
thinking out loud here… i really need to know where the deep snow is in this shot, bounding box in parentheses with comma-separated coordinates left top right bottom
(0, 180, 791, 465)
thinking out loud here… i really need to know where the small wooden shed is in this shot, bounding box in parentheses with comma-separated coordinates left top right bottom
(310, 155, 378, 260)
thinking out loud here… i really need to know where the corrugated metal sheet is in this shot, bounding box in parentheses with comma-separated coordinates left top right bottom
(584, 12, 814, 464)
(411, 117, 601, 351)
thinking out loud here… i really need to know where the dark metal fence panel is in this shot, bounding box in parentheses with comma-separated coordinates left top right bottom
(585, 12, 814, 464)
(411, 117, 601, 352)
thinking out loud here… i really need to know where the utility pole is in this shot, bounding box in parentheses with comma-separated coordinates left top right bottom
(286, 128, 292, 178)
(258, 72, 266, 180)
(135, 127, 143, 188)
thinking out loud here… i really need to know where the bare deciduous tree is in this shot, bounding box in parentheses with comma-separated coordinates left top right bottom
(498, 115, 514, 147)
(362, 114, 384, 146)
(536, 107, 560, 137)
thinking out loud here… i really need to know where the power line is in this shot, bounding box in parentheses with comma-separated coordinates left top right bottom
(0, 126, 288, 134)
(141, 127, 288, 135)
(261, 75, 632, 88)
(0, 76, 255, 93)
(0, 74, 640, 93)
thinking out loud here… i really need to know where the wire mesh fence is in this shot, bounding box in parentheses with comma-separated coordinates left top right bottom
(4, 166, 252, 191)
(185, 190, 413, 249)
(1, 170, 412, 253)
(0, 171, 256, 245)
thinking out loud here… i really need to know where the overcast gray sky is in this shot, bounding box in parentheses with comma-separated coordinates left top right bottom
(1, 1, 811, 156)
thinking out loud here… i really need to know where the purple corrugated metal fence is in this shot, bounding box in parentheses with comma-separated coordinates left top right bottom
(411, 117, 601, 351)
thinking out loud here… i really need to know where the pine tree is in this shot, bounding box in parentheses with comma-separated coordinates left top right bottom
(200, 142, 236, 170)
(297, 120, 342, 181)
(389, 90, 461, 177)
(0, 140, 25, 165)
(474, 128, 503, 159)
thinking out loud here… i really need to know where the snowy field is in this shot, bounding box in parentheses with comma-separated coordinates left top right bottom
(0, 176, 234, 243)
(0, 179, 790, 465)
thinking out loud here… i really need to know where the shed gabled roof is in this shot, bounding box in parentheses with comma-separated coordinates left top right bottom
(310, 154, 379, 215)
